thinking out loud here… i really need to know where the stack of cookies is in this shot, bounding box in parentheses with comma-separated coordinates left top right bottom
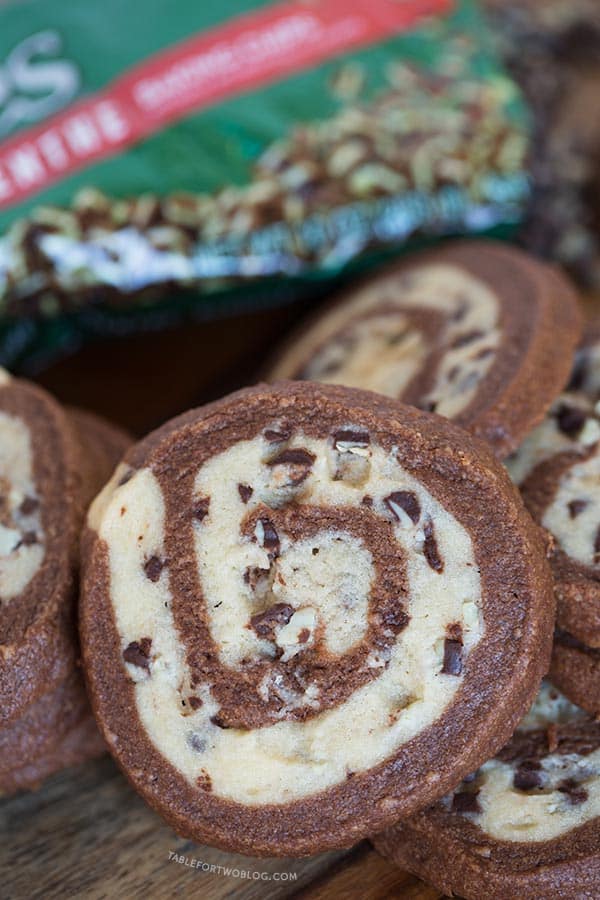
(4, 237, 600, 897)
(0, 373, 129, 794)
(263, 241, 600, 893)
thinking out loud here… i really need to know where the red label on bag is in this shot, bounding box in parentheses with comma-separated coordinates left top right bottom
(0, 0, 450, 210)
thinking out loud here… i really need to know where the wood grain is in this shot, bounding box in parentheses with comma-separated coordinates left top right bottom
(294, 843, 441, 900)
(0, 755, 442, 899)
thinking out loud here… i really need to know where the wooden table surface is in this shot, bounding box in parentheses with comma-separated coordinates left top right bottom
(0, 304, 445, 900)
(1, 755, 441, 900)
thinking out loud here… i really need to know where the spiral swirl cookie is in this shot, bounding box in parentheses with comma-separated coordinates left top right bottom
(0, 371, 131, 724)
(267, 241, 581, 458)
(373, 682, 600, 900)
(81, 382, 553, 856)
(507, 323, 600, 716)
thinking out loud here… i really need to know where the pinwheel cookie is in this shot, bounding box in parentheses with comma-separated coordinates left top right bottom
(81, 381, 553, 856)
(374, 682, 600, 900)
(267, 241, 581, 457)
(0, 373, 130, 723)
(0, 372, 130, 792)
(507, 321, 600, 715)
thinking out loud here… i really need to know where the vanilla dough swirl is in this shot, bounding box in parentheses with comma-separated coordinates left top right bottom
(0, 407, 45, 604)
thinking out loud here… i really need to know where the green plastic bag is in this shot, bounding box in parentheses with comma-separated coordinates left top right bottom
(0, 0, 529, 369)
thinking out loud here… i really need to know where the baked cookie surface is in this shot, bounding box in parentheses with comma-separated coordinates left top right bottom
(507, 323, 600, 714)
(0, 713, 104, 796)
(0, 372, 130, 724)
(373, 682, 600, 900)
(267, 241, 581, 457)
(81, 382, 553, 856)
(0, 669, 90, 775)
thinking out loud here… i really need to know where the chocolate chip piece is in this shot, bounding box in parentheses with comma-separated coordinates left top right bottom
(143, 555, 165, 582)
(554, 628, 587, 651)
(19, 496, 39, 515)
(361, 495, 373, 508)
(513, 760, 542, 791)
(556, 404, 587, 438)
(268, 449, 315, 467)
(381, 606, 409, 633)
(448, 621, 462, 640)
(332, 428, 370, 449)
(451, 299, 468, 322)
(187, 732, 207, 753)
(193, 497, 210, 522)
(297, 628, 310, 644)
(210, 714, 231, 729)
(330, 432, 371, 485)
(442, 638, 463, 676)
(546, 724, 559, 754)
(385, 490, 421, 525)
(188, 696, 203, 711)
(452, 790, 481, 814)
(558, 778, 588, 805)
(568, 358, 588, 391)
(196, 771, 213, 792)
(256, 518, 280, 558)
(451, 330, 484, 349)
(267, 448, 315, 485)
(250, 603, 295, 641)
(568, 499, 588, 518)
(594, 526, 600, 566)
(238, 483, 253, 503)
(387, 331, 408, 347)
(423, 519, 443, 572)
(244, 565, 270, 590)
(123, 637, 152, 670)
(264, 425, 291, 443)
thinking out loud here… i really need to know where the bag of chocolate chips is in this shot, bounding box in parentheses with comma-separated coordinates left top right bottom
(0, 0, 529, 369)
(483, 0, 600, 288)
